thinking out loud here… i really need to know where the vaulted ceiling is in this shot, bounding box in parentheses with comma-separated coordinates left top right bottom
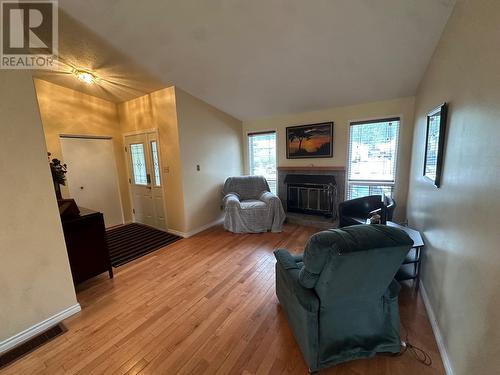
(43, 0, 456, 120)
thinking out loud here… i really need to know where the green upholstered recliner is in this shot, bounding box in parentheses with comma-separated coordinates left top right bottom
(274, 224, 414, 372)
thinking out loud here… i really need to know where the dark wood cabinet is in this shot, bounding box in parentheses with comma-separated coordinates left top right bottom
(61, 207, 113, 285)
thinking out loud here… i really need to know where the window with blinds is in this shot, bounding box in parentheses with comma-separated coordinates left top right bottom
(347, 118, 400, 199)
(248, 131, 277, 194)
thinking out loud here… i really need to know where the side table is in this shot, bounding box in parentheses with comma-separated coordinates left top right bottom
(387, 221, 424, 291)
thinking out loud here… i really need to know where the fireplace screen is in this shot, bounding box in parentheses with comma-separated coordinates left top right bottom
(284, 175, 337, 218)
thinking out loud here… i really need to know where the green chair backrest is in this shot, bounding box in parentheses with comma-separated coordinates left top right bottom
(298, 225, 413, 305)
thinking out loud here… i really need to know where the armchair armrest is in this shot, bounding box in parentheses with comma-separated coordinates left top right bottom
(274, 248, 301, 269)
(223, 193, 241, 208)
(338, 198, 362, 216)
(274, 249, 319, 313)
(259, 191, 280, 204)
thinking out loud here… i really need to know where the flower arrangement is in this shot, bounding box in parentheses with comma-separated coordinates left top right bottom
(48, 152, 67, 199)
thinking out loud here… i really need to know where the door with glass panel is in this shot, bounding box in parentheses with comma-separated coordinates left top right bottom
(125, 132, 166, 230)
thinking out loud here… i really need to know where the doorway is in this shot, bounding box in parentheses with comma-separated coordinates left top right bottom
(60, 136, 124, 228)
(124, 131, 166, 230)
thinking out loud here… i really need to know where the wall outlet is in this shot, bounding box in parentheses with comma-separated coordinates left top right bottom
(196, 164, 200, 171)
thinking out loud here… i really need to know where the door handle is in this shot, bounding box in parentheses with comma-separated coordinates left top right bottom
(146, 186, 152, 190)
(146, 173, 151, 185)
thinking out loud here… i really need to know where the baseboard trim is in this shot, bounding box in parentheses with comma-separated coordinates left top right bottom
(168, 218, 223, 238)
(419, 281, 454, 375)
(0, 303, 81, 354)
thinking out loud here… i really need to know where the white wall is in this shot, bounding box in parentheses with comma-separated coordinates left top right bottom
(407, 1, 500, 374)
(0, 71, 78, 343)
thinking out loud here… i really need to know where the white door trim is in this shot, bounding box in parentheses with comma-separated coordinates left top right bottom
(0, 303, 81, 354)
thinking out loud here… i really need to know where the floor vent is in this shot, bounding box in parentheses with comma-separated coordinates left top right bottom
(0, 324, 66, 369)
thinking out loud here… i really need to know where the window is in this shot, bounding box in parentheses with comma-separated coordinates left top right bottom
(347, 118, 400, 199)
(248, 131, 277, 194)
(150, 141, 161, 186)
(130, 143, 148, 185)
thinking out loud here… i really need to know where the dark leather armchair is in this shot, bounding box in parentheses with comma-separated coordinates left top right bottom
(384, 195, 396, 222)
(338, 195, 386, 227)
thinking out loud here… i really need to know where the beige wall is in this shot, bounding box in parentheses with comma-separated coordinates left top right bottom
(34, 79, 132, 222)
(118, 87, 186, 233)
(119, 87, 243, 234)
(175, 88, 244, 233)
(243, 97, 415, 220)
(407, 1, 500, 374)
(0, 71, 77, 342)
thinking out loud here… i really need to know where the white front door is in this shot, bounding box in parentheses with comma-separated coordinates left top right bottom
(60, 136, 124, 228)
(125, 132, 166, 230)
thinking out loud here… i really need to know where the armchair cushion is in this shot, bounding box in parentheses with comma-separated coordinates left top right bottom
(240, 199, 267, 210)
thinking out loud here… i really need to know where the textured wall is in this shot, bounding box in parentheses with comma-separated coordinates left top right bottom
(175, 88, 244, 233)
(407, 1, 500, 374)
(0, 71, 77, 342)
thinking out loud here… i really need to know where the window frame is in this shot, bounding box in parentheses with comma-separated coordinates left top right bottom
(247, 130, 278, 194)
(346, 116, 401, 200)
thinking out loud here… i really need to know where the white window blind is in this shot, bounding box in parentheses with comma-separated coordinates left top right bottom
(347, 118, 400, 199)
(248, 131, 277, 194)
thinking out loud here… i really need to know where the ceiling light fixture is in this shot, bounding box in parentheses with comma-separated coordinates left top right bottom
(72, 68, 98, 84)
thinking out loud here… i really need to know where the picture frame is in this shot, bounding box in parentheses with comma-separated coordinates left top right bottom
(423, 103, 448, 187)
(286, 122, 334, 159)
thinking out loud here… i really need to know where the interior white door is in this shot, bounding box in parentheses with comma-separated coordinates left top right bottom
(125, 132, 166, 230)
(60, 136, 124, 228)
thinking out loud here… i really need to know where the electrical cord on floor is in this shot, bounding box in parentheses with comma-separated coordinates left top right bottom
(397, 323, 433, 366)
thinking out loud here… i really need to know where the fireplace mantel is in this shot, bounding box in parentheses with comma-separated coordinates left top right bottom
(277, 166, 345, 172)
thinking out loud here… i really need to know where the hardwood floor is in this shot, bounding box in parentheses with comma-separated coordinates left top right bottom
(2, 224, 445, 375)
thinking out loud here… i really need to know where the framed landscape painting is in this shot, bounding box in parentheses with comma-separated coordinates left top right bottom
(286, 122, 334, 159)
(424, 103, 448, 187)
